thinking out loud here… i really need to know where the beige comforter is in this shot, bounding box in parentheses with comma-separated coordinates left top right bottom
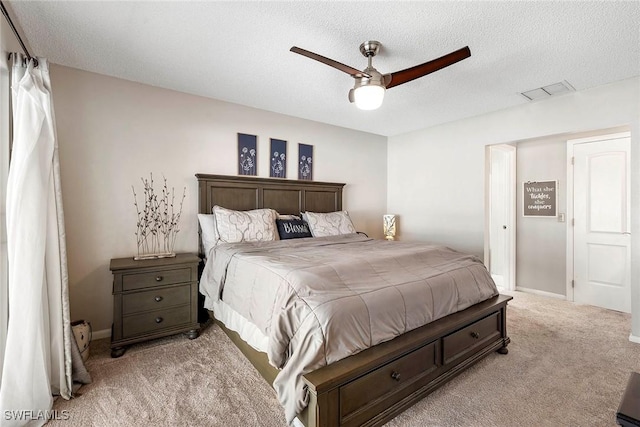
(200, 234, 498, 423)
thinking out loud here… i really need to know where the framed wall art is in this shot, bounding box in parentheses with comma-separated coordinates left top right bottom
(270, 138, 287, 178)
(298, 143, 313, 181)
(238, 133, 257, 176)
(523, 180, 557, 217)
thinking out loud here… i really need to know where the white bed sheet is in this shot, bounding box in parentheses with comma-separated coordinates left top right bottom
(208, 295, 308, 427)
(205, 294, 269, 354)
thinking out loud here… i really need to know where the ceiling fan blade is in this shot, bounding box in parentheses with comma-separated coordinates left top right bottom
(290, 46, 370, 78)
(384, 46, 471, 89)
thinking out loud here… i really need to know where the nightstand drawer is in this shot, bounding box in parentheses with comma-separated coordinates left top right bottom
(122, 284, 191, 315)
(122, 267, 191, 291)
(123, 305, 191, 338)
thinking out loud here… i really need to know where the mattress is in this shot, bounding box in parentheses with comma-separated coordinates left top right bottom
(200, 234, 498, 423)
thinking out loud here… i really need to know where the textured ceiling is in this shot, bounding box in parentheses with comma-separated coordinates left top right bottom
(7, 1, 640, 137)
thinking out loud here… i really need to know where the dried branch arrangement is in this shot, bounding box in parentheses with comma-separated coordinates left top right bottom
(132, 173, 186, 260)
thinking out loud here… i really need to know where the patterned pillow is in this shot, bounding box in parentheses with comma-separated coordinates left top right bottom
(276, 218, 313, 239)
(304, 211, 357, 237)
(213, 206, 278, 243)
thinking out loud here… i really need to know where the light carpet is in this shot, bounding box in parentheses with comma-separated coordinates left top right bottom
(50, 291, 640, 426)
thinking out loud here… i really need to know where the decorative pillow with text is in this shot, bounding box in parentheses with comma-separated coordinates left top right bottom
(276, 218, 313, 239)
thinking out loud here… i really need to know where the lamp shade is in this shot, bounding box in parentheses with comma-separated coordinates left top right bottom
(353, 84, 385, 110)
(383, 214, 396, 240)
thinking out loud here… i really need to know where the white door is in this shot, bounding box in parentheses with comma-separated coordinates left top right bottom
(486, 144, 516, 290)
(572, 134, 630, 313)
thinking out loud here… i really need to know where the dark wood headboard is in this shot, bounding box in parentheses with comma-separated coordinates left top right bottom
(196, 174, 345, 215)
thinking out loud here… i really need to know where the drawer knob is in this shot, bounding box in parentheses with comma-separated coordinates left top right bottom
(390, 371, 401, 381)
(155, 317, 164, 324)
(155, 276, 164, 282)
(154, 296, 163, 302)
(470, 331, 480, 339)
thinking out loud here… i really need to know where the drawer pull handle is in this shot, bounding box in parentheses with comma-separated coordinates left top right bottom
(470, 331, 480, 339)
(155, 276, 164, 282)
(390, 371, 401, 381)
(155, 317, 164, 324)
(154, 296, 163, 302)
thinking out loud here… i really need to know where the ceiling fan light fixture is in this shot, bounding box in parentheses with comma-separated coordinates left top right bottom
(353, 84, 385, 110)
(291, 41, 471, 110)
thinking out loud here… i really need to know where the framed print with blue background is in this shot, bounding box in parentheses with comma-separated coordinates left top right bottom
(238, 133, 257, 176)
(270, 138, 287, 178)
(298, 143, 313, 181)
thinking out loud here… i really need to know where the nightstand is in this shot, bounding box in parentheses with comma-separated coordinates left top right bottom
(109, 253, 201, 358)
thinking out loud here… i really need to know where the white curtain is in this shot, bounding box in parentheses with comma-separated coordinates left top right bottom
(0, 54, 82, 426)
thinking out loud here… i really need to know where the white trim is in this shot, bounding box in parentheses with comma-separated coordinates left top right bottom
(566, 140, 575, 302)
(629, 334, 640, 345)
(484, 144, 516, 291)
(92, 328, 111, 341)
(507, 146, 517, 291)
(483, 146, 490, 268)
(568, 132, 631, 145)
(515, 286, 566, 300)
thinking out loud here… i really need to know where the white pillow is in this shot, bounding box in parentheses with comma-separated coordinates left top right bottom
(304, 211, 357, 237)
(277, 214, 301, 220)
(197, 214, 218, 257)
(213, 205, 278, 243)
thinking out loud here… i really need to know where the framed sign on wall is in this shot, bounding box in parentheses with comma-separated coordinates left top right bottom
(523, 180, 557, 217)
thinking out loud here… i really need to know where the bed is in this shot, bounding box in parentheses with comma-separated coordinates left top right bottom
(196, 173, 512, 427)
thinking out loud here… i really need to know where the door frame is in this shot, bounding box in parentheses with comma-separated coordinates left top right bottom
(566, 131, 631, 302)
(484, 144, 517, 291)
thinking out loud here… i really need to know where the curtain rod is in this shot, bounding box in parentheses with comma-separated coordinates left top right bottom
(0, 0, 34, 62)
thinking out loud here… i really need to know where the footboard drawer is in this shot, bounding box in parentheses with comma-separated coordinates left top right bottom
(339, 340, 439, 426)
(442, 312, 501, 365)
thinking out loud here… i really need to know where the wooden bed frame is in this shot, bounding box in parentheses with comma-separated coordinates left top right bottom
(196, 173, 512, 427)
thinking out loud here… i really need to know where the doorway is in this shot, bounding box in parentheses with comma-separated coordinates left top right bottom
(567, 132, 631, 313)
(485, 144, 516, 291)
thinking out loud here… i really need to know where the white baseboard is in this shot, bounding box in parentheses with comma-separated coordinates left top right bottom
(515, 286, 566, 300)
(92, 328, 111, 341)
(629, 334, 640, 344)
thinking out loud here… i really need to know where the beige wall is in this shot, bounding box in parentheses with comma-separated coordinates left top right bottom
(387, 76, 640, 339)
(49, 64, 387, 334)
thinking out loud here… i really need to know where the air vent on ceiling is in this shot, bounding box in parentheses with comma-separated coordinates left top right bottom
(520, 81, 575, 101)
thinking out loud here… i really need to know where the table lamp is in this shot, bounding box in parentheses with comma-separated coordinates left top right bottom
(383, 214, 396, 240)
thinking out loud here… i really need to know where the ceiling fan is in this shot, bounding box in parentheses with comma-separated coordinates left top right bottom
(290, 41, 471, 110)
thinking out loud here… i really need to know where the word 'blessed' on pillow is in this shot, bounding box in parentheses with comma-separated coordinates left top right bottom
(276, 218, 312, 240)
